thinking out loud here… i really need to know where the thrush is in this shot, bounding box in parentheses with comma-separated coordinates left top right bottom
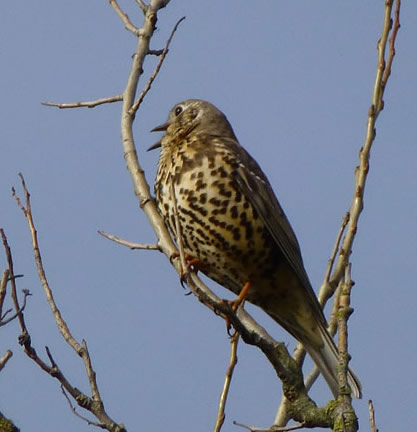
(149, 99, 361, 399)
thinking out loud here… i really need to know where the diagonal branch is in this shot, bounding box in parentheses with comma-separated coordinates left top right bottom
(129, 16, 186, 116)
(329, 0, 401, 291)
(109, 0, 142, 36)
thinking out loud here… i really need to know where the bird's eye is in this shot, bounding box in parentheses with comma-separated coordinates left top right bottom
(175, 106, 183, 116)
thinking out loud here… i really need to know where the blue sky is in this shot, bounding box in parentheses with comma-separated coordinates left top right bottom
(1, 1, 416, 431)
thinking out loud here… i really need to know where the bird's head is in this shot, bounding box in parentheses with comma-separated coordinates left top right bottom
(148, 99, 236, 151)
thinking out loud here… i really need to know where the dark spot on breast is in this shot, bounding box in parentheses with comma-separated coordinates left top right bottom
(190, 202, 208, 217)
(230, 206, 238, 219)
(232, 228, 241, 241)
(209, 197, 221, 207)
(196, 179, 207, 191)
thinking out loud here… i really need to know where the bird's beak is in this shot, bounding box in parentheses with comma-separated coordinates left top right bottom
(147, 140, 162, 151)
(150, 122, 170, 132)
(147, 121, 170, 151)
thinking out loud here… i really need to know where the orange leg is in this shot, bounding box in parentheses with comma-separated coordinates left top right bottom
(171, 253, 202, 287)
(224, 281, 252, 335)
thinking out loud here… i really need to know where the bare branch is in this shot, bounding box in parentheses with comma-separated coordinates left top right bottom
(147, 49, 164, 56)
(130, 16, 186, 116)
(275, 2, 401, 425)
(61, 386, 103, 428)
(381, 0, 401, 93)
(0, 289, 31, 326)
(136, 0, 148, 13)
(0, 350, 13, 373)
(0, 228, 27, 331)
(214, 333, 239, 432)
(0, 269, 10, 317)
(330, 0, 401, 287)
(12, 175, 125, 432)
(234, 420, 306, 432)
(98, 230, 160, 250)
(42, 94, 123, 109)
(337, 265, 354, 391)
(109, 0, 142, 36)
(13, 174, 83, 354)
(368, 400, 379, 432)
(319, 213, 350, 304)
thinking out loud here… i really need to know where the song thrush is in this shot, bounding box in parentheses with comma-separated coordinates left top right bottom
(149, 99, 361, 398)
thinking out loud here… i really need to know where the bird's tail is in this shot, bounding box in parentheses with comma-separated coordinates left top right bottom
(303, 322, 362, 399)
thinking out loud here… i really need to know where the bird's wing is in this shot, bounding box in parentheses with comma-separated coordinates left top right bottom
(226, 139, 318, 303)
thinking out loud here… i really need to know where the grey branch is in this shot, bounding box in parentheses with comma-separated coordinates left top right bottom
(42, 94, 123, 109)
(0, 350, 13, 373)
(98, 230, 160, 251)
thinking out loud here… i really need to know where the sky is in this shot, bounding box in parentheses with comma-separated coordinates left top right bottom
(1, 1, 416, 431)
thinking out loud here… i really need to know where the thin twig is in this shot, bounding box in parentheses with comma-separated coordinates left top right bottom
(42, 94, 123, 109)
(61, 385, 103, 428)
(319, 212, 350, 304)
(368, 400, 378, 432)
(136, 0, 148, 13)
(0, 350, 13, 372)
(109, 0, 142, 36)
(0, 269, 10, 318)
(234, 420, 306, 432)
(0, 289, 31, 326)
(382, 0, 401, 90)
(82, 340, 102, 403)
(129, 16, 186, 116)
(13, 174, 83, 354)
(0, 228, 27, 331)
(148, 49, 164, 56)
(98, 230, 160, 250)
(214, 333, 239, 432)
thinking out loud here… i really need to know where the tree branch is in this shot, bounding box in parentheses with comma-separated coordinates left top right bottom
(214, 333, 239, 432)
(274, 1, 401, 427)
(129, 16, 186, 116)
(98, 230, 160, 250)
(12, 174, 125, 432)
(42, 94, 123, 109)
(109, 0, 142, 36)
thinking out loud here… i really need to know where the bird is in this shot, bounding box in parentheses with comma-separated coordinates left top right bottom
(148, 99, 362, 399)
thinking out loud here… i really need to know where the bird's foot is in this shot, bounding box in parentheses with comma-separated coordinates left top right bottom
(224, 281, 251, 335)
